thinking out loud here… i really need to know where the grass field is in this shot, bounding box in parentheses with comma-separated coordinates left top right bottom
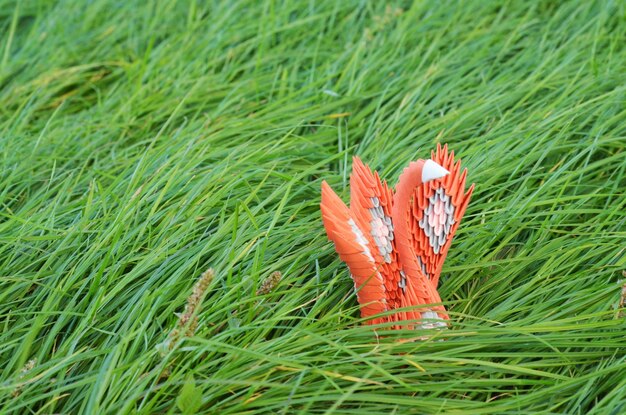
(1, 1, 625, 414)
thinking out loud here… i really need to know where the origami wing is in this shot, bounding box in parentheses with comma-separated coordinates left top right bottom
(348, 157, 408, 316)
(410, 144, 474, 287)
(320, 180, 388, 324)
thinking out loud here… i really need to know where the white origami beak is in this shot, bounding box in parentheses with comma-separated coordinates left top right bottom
(422, 159, 449, 183)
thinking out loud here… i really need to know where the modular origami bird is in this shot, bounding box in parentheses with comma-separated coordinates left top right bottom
(320, 144, 474, 328)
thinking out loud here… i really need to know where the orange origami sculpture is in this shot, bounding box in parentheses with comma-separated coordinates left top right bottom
(320, 144, 474, 328)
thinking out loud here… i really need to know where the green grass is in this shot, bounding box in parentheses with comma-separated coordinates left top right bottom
(1, 1, 625, 413)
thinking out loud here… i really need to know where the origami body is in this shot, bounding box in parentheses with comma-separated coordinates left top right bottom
(320, 144, 474, 328)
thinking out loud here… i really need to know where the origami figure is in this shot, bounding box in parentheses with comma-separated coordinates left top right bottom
(320, 144, 474, 328)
